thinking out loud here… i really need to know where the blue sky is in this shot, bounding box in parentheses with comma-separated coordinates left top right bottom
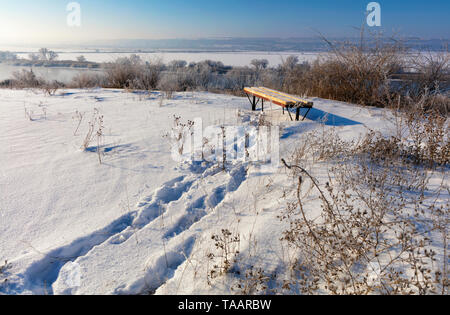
(0, 0, 448, 44)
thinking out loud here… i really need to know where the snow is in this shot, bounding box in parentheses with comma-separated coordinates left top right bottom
(0, 88, 443, 295)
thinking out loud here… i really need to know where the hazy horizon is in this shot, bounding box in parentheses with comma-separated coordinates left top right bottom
(1, 37, 448, 54)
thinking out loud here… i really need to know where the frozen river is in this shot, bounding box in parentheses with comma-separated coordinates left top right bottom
(1, 50, 323, 83)
(0, 63, 103, 83)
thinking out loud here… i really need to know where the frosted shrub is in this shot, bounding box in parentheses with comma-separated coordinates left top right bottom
(12, 69, 43, 88)
(207, 229, 241, 284)
(279, 115, 448, 294)
(158, 74, 181, 97)
(70, 73, 106, 88)
(81, 108, 105, 164)
(0, 260, 12, 286)
(164, 115, 196, 162)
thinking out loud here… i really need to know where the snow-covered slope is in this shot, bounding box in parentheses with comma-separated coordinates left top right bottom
(0, 88, 399, 294)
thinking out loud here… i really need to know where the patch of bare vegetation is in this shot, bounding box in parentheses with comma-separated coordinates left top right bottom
(163, 115, 196, 161)
(207, 229, 241, 285)
(204, 104, 448, 295)
(274, 109, 449, 295)
(280, 155, 447, 294)
(70, 72, 106, 89)
(103, 54, 163, 91)
(361, 115, 449, 168)
(72, 110, 85, 136)
(0, 260, 12, 287)
(81, 108, 105, 164)
(11, 69, 43, 88)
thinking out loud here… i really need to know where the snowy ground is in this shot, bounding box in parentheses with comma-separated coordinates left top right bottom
(0, 88, 443, 295)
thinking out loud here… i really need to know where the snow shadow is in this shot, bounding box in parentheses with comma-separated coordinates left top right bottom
(23, 211, 137, 294)
(281, 122, 317, 139)
(299, 108, 362, 126)
(57, 92, 76, 97)
(84, 144, 135, 154)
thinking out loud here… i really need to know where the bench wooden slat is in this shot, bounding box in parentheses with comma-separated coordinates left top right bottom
(258, 87, 311, 106)
(244, 87, 312, 107)
(244, 87, 291, 107)
(250, 87, 296, 105)
(244, 86, 314, 121)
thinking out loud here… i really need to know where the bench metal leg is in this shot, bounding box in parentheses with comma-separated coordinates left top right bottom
(245, 93, 257, 111)
(250, 97, 261, 111)
(287, 108, 294, 121)
(302, 108, 312, 121)
(296, 107, 300, 121)
(261, 99, 264, 112)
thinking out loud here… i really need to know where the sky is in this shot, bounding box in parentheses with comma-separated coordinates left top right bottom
(0, 0, 449, 45)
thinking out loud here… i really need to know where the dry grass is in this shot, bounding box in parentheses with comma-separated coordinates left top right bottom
(81, 108, 105, 164)
(409, 52, 450, 95)
(276, 107, 448, 295)
(284, 38, 403, 107)
(362, 114, 449, 168)
(103, 56, 163, 90)
(207, 229, 241, 285)
(70, 72, 106, 89)
(276, 35, 449, 115)
(11, 69, 43, 88)
(0, 260, 12, 286)
(205, 104, 448, 295)
(280, 154, 447, 294)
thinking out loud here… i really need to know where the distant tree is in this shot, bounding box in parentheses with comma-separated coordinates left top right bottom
(129, 54, 142, 65)
(38, 48, 49, 60)
(251, 59, 269, 71)
(38, 48, 58, 61)
(114, 54, 142, 66)
(48, 51, 58, 61)
(281, 55, 299, 71)
(194, 60, 228, 74)
(169, 60, 187, 70)
(28, 53, 40, 62)
(76, 55, 87, 62)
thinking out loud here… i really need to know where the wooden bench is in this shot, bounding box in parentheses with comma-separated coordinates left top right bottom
(244, 87, 313, 121)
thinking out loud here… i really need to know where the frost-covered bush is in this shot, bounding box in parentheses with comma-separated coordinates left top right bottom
(70, 72, 107, 88)
(276, 111, 449, 295)
(11, 69, 43, 88)
(104, 56, 141, 88)
(104, 55, 163, 90)
(157, 73, 183, 94)
(38, 48, 58, 61)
